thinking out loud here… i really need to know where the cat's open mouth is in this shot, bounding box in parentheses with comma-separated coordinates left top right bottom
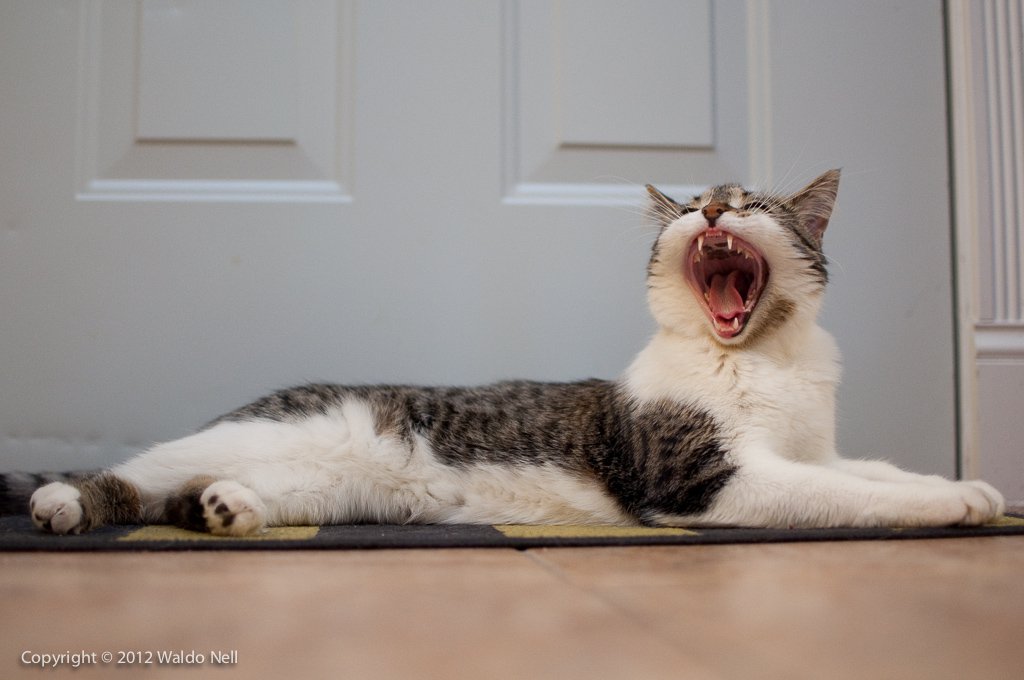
(686, 228, 768, 339)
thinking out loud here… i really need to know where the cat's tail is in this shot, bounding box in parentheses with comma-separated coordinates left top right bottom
(0, 471, 100, 516)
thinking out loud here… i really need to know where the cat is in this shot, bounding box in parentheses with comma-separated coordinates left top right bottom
(23, 169, 1005, 536)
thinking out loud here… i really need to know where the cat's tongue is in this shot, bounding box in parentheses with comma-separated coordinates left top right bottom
(708, 271, 745, 319)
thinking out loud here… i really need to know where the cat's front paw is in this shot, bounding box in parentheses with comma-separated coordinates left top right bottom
(922, 481, 1004, 527)
(954, 480, 1005, 523)
(30, 482, 86, 534)
(200, 481, 267, 537)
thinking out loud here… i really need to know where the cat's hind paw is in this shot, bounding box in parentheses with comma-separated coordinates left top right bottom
(30, 482, 86, 535)
(200, 481, 267, 537)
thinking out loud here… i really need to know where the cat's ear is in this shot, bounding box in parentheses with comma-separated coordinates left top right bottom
(787, 169, 840, 245)
(645, 184, 685, 228)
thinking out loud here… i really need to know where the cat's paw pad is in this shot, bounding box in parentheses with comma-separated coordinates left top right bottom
(29, 482, 85, 535)
(200, 481, 266, 537)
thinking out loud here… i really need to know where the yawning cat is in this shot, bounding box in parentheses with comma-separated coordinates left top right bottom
(25, 170, 1005, 535)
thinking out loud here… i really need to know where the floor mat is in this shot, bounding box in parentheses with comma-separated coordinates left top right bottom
(2, 514, 1023, 551)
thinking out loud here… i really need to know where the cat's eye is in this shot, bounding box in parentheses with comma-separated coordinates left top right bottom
(742, 200, 775, 213)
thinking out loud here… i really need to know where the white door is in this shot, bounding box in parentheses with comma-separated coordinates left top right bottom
(1, 1, 958, 481)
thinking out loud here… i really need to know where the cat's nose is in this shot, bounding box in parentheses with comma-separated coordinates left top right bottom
(702, 202, 732, 225)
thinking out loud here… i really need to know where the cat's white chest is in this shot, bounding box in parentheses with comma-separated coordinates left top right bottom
(624, 326, 841, 462)
(716, 348, 837, 461)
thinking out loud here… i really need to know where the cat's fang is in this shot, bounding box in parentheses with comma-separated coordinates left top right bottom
(727, 234, 734, 250)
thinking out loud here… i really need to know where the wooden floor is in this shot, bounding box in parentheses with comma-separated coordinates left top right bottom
(3, 536, 1023, 679)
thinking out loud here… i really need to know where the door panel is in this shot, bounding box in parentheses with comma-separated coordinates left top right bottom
(78, 0, 352, 200)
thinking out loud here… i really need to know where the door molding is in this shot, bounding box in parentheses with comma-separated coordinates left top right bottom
(948, 0, 1024, 497)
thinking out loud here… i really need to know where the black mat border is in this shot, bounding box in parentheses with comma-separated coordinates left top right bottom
(2, 514, 1023, 552)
